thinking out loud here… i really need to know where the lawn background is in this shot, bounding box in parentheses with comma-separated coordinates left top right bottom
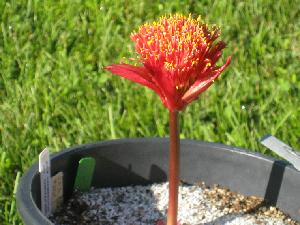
(0, 0, 299, 224)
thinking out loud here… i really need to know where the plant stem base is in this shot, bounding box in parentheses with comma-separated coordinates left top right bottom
(156, 219, 181, 225)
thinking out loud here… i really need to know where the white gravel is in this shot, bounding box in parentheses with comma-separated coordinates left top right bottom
(52, 182, 292, 225)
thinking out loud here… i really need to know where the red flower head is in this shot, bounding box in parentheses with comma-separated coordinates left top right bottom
(106, 14, 231, 111)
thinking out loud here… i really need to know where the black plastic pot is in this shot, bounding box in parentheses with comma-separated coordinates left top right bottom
(17, 138, 300, 224)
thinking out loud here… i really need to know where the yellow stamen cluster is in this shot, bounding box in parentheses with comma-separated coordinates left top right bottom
(131, 14, 220, 75)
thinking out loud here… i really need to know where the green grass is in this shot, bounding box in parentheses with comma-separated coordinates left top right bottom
(0, 0, 299, 224)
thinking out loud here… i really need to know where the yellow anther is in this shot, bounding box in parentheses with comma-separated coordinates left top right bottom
(147, 40, 154, 45)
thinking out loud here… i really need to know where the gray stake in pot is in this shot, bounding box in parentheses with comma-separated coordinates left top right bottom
(261, 135, 300, 171)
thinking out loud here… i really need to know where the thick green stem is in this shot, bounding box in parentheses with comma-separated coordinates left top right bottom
(167, 110, 180, 225)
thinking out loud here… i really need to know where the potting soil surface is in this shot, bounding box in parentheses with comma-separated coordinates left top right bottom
(50, 182, 299, 225)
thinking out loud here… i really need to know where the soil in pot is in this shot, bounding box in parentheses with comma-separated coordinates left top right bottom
(50, 181, 299, 225)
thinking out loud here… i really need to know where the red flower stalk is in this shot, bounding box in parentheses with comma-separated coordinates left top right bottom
(105, 14, 231, 225)
(105, 14, 231, 112)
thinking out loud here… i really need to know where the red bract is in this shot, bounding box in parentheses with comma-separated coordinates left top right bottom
(105, 14, 231, 111)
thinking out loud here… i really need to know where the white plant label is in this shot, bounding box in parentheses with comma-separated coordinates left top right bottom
(39, 148, 52, 217)
(51, 172, 63, 213)
(261, 135, 300, 171)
